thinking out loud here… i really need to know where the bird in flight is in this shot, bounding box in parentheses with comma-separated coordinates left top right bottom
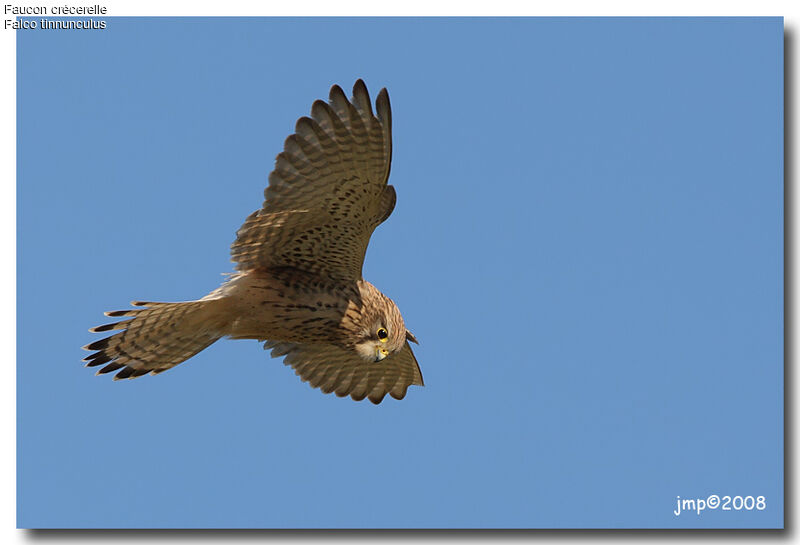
(83, 80, 423, 404)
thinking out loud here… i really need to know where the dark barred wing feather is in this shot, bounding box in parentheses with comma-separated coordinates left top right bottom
(265, 341, 423, 404)
(231, 79, 395, 282)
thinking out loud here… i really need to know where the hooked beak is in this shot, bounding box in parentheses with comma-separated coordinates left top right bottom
(375, 346, 389, 362)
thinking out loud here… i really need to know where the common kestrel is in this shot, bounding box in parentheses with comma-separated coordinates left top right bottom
(83, 80, 423, 404)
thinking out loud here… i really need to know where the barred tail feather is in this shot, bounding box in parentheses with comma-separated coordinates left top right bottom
(83, 299, 226, 380)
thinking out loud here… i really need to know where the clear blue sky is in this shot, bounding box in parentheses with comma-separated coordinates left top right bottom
(17, 18, 783, 528)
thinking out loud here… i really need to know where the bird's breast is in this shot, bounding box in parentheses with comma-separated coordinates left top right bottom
(223, 268, 357, 344)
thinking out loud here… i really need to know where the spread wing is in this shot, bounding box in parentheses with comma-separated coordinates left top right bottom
(232, 79, 395, 282)
(265, 341, 423, 404)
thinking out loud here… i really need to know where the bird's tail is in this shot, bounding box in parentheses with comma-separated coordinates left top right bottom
(82, 298, 228, 380)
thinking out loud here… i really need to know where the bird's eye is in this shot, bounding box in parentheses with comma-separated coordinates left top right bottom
(377, 328, 388, 342)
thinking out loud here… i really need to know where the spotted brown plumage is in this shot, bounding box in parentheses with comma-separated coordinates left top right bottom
(231, 81, 395, 281)
(83, 80, 423, 404)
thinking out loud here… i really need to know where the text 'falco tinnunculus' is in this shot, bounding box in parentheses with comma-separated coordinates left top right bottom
(83, 80, 423, 404)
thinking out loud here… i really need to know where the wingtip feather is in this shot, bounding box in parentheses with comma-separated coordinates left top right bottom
(376, 88, 391, 124)
(352, 79, 373, 116)
(329, 83, 347, 102)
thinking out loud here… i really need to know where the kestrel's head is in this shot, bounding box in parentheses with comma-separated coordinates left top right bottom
(350, 282, 418, 363)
